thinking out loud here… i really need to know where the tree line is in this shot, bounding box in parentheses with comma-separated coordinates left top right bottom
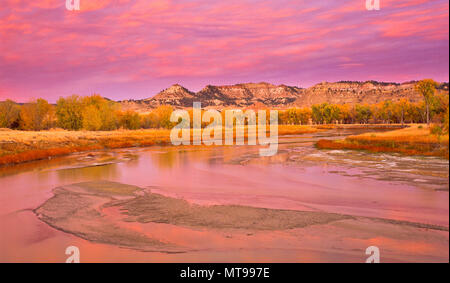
(0, 94, 175, 131)
(279, 95, 448, 126)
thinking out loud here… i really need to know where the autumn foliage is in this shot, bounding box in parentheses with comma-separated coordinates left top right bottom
(0, 94, 177, 131)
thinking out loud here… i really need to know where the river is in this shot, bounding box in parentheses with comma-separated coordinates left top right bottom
(0, 129, 448, 262)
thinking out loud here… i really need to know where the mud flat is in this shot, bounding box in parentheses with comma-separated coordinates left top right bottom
(34, 181, 351, 252)
(34, 181, 449, 261)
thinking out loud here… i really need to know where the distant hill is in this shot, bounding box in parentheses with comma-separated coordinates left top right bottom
(119, 81, 449, 112)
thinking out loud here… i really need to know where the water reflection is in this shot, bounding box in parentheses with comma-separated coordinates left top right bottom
(57, 163, 120, 182)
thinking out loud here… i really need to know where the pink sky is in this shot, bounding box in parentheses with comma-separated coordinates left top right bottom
(0, 0, 449, 102)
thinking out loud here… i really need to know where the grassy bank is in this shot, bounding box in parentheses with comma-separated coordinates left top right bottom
(0, 129, 173, 166)
(316, 124, 449, 159)
(315, 124, 407, 130)
(0, 125, 318, 166)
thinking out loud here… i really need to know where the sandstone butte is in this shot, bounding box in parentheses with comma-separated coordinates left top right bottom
(118, 81, 449, 112)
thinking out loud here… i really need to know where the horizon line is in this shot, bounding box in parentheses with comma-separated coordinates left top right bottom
(2, 79, 449, 104)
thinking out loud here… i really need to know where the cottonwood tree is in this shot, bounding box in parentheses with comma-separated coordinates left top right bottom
(20, 99, 54, 130)
(82, 95, 118, 131)
(56, 95, 84, 130)
(117, 110, 141, 130)
(153, 105, 174, 129)
(0, 100, 20, 129)
(82, 105, 103, 131)
(281, 108, 310, 125)
(396, 99, 409, 126)
(415, 79, 438, 125)
(354, 104, 372, 124)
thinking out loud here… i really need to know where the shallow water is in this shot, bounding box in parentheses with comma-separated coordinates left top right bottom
(0, 129, 448, 262)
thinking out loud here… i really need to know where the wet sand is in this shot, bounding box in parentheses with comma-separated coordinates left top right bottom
(35, 181, 352, 252)
(32, 180, 448, 260)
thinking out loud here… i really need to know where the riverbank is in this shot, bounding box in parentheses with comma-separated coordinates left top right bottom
(316, 124, 449, 159)
(315, 124, 407, 130)
(0, 125, 318, 166)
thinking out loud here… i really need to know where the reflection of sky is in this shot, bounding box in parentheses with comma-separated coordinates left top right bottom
(56, 163, 120, 182)
(1, 0, 449, 102)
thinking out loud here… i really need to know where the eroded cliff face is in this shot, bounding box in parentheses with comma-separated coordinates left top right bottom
(119, 84, 195, 112)
(296, 81, 422, 107)
(194, 83, 302, 108)
(119, 81, 449, 111)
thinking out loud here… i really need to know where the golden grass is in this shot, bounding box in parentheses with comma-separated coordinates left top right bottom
(277, 125, 319, 135)
(315, 124, 406, 130)
(0, 125, 317, 166)
(0, 129, 173, 166)
(317, 124, 449, 159)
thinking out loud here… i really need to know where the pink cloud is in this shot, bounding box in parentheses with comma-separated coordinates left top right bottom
(0, 0, 448, 102)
